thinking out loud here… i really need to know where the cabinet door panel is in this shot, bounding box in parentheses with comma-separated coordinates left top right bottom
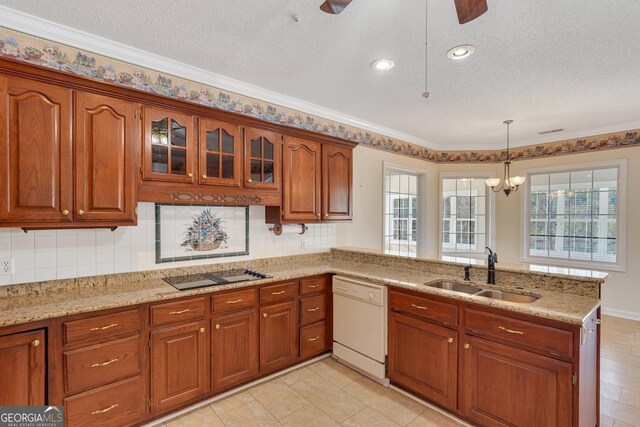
(142, 107, 195, 183)
(199, 119, 242, 187)
(460, 336, 572, 427)
(282, 137, 321, 221)
(0, 329, 45, 406)
(151, 321, 206, 412)
(322, 144, 352, 220)
(211, 310, 258, 391)
(388, 312, 457, 410)
(260, 301, 296, 372)
(75, 92, 137, 223)
(0, 75, 73, 223)
(244, 128, 281, 190)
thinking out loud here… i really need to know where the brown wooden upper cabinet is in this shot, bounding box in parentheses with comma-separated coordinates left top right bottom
(244, 128, 282, 191)
(0, 75, 73, 224)
(322, 144, 353, 221)
(0, 74, 138, 227)
(282, 137, 322, 222)
(74, 92, 138, 224)
(199, 118, 242, 187)
(142, 106, 195, 184)
(0, 329, 46, 406)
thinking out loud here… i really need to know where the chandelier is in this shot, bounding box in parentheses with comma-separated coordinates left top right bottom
(485, 120, 525, 196)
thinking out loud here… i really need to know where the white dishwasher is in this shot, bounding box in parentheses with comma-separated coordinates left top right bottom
(333, 276, 388, 385)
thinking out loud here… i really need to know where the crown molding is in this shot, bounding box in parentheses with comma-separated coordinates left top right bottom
(0, 5, 437, 150)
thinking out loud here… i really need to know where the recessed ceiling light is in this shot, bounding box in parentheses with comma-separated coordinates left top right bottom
(446, 45, 475, 60)
(371, 58, 395, 71)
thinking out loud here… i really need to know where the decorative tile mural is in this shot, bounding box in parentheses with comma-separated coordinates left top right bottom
(155, 204, 249, 263)
(1, 26, 639, 163)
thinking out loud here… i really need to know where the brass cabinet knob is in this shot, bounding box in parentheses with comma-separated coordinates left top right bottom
(187, 172, 193, 178)
(215, 324, 220, 330)
(62, 210, 69, 216)
(464, 344, 470, 349)
(316, 213, 320, 218)
(263, 313, 268, 318)
(32, 339, 40, 347)
(202, 174, 207, 179)
(78, 209, 85, 216)
(248, 178, 253, 183)
(324, 214, 328, 218)
(447, 338, 454, 344)
(200, 327, 205, 333)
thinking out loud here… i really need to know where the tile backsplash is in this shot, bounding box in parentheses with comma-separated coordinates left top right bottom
(0, 203, 335, 286)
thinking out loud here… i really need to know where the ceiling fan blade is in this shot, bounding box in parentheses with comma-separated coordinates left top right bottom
(320, 0, 353, 15)
(454, 0, 488, 24)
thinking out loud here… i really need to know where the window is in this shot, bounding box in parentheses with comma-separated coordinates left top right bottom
(384, 167, 424, 257)
(440, 176, 492, 255)
(524, 162, 626, 270)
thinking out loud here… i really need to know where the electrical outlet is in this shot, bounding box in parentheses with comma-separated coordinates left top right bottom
(0, 258, 14, 275)
(300, 239, 307, 249)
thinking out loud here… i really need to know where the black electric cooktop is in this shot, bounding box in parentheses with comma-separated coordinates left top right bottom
(163, 269, 272, 291)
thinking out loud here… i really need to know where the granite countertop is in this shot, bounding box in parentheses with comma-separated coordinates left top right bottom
(0, 252, 602, 328)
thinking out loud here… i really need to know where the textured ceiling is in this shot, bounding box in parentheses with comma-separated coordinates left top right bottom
(2, 0, 639, 150)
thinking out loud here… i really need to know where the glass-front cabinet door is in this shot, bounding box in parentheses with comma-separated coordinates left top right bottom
(142, 106, 195, 183)
(198, 118, 242, 187)
(244, 128, 281, 191)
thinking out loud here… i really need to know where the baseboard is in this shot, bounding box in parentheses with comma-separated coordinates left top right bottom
(602, 307, 640, 321)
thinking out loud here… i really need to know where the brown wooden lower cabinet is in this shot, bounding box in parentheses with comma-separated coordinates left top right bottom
(211, 309, 258, 391)
(460, 336, 573, 427)
(388, 311, 457, 410)
(0, 329, 45, 406)
(150, 321, 207, 412)
(260, 301, 297, 372)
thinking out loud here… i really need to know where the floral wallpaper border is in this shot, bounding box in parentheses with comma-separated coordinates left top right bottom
(1, 26, 639, 164)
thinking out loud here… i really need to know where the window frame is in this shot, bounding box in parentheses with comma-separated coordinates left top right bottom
(382, 163, 428, 258)
(439, 172, 496, 258)
(520, 159, 627, 272)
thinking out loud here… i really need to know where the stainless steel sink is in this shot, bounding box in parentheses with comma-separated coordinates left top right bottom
(425, 281, 483, 295)
(476, 289, 539, 304)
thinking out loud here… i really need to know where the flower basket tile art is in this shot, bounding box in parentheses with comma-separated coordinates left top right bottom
(155, 204, 249, 263)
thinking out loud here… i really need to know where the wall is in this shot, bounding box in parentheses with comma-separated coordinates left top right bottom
(337, 145, 640, 319)
(0, 203, 335, 286)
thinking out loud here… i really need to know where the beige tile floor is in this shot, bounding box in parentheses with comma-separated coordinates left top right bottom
(158, 314, 640, 427)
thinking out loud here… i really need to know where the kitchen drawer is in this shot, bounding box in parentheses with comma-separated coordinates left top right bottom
(300, 294, 326, 326)
(64, 375, 144, 427)
(300, 321, 326, 358)
(63, 309, 141, 346)
(464, 308, 574, 358)
(64, 335, 141, 394)
(212, 288, 256, 314)
(150, 297, 206, 327)
(390, 290, 458, 327)
(300, 276, 327, 296)
(260, 281, 296, 305)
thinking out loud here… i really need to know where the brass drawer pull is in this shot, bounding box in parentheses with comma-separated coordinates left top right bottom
(62, 209, 70, 216)
(225, 299, 243, 304)
(498, 326, 524, 335)
(200, 327, 205, 333)
(447, 338, 454, 344)
(169, 309, 190, 315)
(464, 344, 470, 349)
(91, 358, 119, 368)
(215, 324, 220, 330)
(32, 339, 40, 347)
(307, 336, 321, 342)
(90, 323, 118, 331)
(307, 285, 319, 288)
(272, 291, 286, 295)
(411, 304, 429, 310)
(78, 209, 85, 216)
(307, 307, 320, 312)
(92, 404, 119, 415)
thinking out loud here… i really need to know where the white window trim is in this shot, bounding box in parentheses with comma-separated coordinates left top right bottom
(382, 162, 428, 257)
(439, 172, 496, 259)
(520, 159, 627, 272)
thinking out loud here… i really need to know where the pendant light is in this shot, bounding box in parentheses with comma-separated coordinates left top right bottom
(485, 120, 525, 196)
(422, 0, 430, 98)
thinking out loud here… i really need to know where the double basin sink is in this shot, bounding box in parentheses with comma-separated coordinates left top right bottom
(426, 281, 539, 304)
